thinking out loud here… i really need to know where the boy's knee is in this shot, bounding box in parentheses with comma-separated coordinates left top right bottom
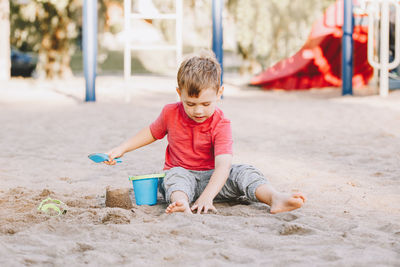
(163, 167, 196, 203)
(227, 164, 268, 200)
(229, 164, 262, 181)
(164, 167, 191, 187)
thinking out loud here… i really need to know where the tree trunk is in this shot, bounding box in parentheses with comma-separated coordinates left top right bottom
(0, 0, 10, 81)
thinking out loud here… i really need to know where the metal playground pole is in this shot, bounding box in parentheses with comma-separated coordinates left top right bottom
(342, 0, 354, 95)
(212, 0, 223, 84)
(83, 0, 98, 102)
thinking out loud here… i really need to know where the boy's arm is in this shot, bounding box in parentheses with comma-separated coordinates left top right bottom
(105, 126, 156, 165)
(191, 154, 233, 214)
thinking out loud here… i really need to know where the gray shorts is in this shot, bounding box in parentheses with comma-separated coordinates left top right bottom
(160, 164, 268, 203)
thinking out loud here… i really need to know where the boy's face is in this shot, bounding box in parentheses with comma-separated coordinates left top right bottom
(177, 87, 224, 123)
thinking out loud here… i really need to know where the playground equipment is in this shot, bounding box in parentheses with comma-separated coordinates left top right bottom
(122, 0, 182, 101)
(342, 0, 354, 95)
(251, 0, 374, 92)
(123, 0, 183, 81)
(123, 0, 223, 82)
(83, 0, 97, 102)
(212, 0, 223, 84)
(251, 0, 400, 96)
(83, 0, 223, 102)
(367, 0, 400, 97)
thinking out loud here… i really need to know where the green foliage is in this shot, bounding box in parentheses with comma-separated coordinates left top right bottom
(10, 0, 81, 78)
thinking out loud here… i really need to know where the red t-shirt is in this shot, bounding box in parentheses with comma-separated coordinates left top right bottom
(150, 102, 233, 171)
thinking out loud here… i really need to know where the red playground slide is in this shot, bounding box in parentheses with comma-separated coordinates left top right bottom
(250, 0, 373, 90)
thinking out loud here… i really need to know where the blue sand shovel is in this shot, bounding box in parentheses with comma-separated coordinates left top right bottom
(88, 153, 122, 163)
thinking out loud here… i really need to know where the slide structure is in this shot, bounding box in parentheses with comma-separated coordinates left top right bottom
(250, 0, 374, 90)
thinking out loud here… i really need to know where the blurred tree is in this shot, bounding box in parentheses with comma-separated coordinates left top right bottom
(0, 0, 10, 80)
(227, 0, 335, 74)
(10, 0, 81, 78)
(9, 0, 338, 78)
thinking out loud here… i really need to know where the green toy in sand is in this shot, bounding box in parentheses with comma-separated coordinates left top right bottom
(37, 197, 67, 216)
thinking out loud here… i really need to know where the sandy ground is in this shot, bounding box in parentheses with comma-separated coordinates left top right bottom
(0, 75, 400, 266)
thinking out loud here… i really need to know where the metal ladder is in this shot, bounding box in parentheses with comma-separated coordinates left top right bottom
(366, 0, 400, 96)
(123, 0, 183, 81)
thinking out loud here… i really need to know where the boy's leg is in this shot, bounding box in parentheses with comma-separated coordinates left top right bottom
(254, 184, 305, 214)
(162, 167, 197, 214)
(217, 164, 305, 214)
(166, 190, 192, 214)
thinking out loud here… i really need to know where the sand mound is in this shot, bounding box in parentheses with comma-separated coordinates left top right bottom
(105, 187, 133, 210)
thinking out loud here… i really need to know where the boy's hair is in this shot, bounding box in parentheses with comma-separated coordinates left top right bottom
(177, 51, 221, 97)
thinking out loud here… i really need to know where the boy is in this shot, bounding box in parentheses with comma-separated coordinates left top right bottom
(105, 52, 305, 214)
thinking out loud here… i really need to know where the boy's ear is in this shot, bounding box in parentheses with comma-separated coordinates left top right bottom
(176, 87, 182, 97)
(217, 86, 224, 98)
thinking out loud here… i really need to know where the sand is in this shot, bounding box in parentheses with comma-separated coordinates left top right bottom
(105, 187, 133, 210)
(0, 76, 399, 266)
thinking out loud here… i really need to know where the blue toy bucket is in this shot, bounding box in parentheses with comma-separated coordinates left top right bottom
(129, 173, 165, 205)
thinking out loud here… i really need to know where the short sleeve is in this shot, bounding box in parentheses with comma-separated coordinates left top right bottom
(150, 106, 168, 139)
(213, 120, 233, 156)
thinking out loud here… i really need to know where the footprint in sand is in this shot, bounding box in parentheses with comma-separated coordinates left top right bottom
(39, 188, 54, 197)
(278, 213, 298, 222)
(76, 242, 94, 252)
(58, 177, 73, 184)
(378, 223, 400, 234)
(101, 211, 131, 225)
(279, 223, 313, 235)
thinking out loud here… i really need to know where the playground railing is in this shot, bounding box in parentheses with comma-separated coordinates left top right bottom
(365, 0, 400, 96)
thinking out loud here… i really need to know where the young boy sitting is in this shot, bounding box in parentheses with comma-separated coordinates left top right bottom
(105, 52, 305, 214)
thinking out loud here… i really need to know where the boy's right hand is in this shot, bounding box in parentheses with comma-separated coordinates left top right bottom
(105, 147, 125, 165)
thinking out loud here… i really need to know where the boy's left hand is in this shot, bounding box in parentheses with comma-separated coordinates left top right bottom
(191, 195, 217, 214)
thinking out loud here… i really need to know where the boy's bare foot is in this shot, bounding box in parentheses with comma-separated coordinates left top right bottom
(270, 192, 305, 214)
(165, 200, 192, 214)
